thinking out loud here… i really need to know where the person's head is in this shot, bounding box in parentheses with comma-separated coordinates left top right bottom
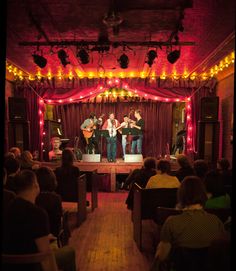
(36, 166, 57, 192)
(217, 158, 230, 171)
(123, 114, 128, 122)
(109, 112, 115, 120)
(193, 159, 208, 179)
(204, 170, 225, 198)
(177, 176, 207, 208)
(177, 154, 192, 169)
(4, 152, 15, 160)
(89, 112, 96, 119)
(14, 170, 40, 198)
(62, 148, 75, 167)
(143, 157, 157, 170)
(134, 109, 141, 118)
(157, 159, 171, 174)
(9, 147, 21, 158)
(51, 137, 61, 150)
(21, 150, 33, 163)
(4, 157, 20, 175)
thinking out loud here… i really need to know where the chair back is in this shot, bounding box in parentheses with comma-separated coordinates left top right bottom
(2, 251, 59, 271)
(155, 207, 182, 225)
(205, 208, 231, 223)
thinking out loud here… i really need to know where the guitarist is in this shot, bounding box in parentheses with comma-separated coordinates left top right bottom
(102, 112, 120, 162)
(80, 112, 103, 154)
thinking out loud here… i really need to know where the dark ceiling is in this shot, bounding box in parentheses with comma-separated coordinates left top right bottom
(6, 0, 235, 77)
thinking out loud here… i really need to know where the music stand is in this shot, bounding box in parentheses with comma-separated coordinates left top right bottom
(122, 128, 138, 135)
(96, 130, 109, 159)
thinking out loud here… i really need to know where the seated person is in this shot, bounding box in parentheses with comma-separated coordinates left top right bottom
(9, 147, 21, 159)
(3, 167, 16, 219)
(217, 158, 232, 186)
(175, 154, 194, 182)
(4, 157, 21, 193)
(19, 150, 41, 170)
(55, 148, 80, 202)
(35, 167, 63, 238)
(193, 159, 209, 181)
(49, 137, 63, 161)
(125, 157, 157, 210)
(153, 176, 225, 269)
(204, 170, 231, 209)
(146, 159, 180, 189)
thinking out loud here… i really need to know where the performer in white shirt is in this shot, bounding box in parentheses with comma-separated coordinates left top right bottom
(102, 113, 120, 162)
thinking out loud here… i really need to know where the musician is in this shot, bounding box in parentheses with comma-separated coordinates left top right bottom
(130, 109, 145, 154)
(102, 112, 120, 162)
(48, 137, 62, 161)
(118, 114, 130, 159)
(80, 112, 103, 154)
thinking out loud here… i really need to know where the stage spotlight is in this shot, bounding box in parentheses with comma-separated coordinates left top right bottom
(167, 49, 180, 64)
(32, 54, 47, 68)
(118, 53, 129, 69)
(58, 49, 70, 67)
(77, 49, 90, 64)
(146, 50, 157, 67)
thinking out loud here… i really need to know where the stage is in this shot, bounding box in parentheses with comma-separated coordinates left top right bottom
(42, 157, 180, 192)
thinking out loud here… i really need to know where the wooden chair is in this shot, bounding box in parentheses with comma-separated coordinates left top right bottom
(132, 183, 177, 251)
(80, 169, 98, 211)
(61, 174, 87, 227)
(2, 250, 59, 271)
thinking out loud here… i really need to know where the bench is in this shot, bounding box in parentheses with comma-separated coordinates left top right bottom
(132, 183, 177, 251)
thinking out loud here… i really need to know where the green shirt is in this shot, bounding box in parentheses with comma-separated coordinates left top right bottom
(205, 194, 231, 209)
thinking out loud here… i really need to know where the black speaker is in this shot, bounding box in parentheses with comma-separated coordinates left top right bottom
(8, 121, 30, 151)
(200, 96, 219, 121)
(8, 97, 27, 121)
(197, 121, 219, 164)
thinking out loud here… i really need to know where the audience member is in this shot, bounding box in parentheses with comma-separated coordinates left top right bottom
(193, 159, 209, 180)
(3, 170, 58, 271)
(4, 152, 15, 159)
(125, 157, 157, 209)
(217, 158, 232, 186)
(146, 159, 180, 189)
(153, 176, 225, 268)
(55, 148, 80, 202)
(175, 154, 194, 182)
(19, 150, 41, 170)
(9, 147, 21, 159)
(35, 167, 63, 237)
(3, 170, 77, 271)
(3, 167, 16, 218)
(204, 170, 231, 209)
(4, 157, 21, 193)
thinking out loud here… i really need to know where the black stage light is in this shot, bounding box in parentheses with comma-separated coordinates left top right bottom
(32, 54, 47, 68)
(146, 50, 157, 67)
(118, 53, 129, 69)
(77, 49, 90, 64)
(167, 49, 180, 64)
(58, 49, 70, 67)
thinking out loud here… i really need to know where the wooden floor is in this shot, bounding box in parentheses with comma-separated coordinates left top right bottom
(69, 192, 158, 271)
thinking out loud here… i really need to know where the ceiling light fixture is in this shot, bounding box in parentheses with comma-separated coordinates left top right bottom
(57, 49, 70, 67)
(118, 53, 129, 69)
(32, 54, 47, 68)
(146, 50, 157, 67)
(77, 49, 90, 64)
(167, 49, 181, 64)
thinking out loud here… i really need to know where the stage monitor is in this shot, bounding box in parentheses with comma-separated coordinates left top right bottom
(124, 154, 143, 163)
(82, 154, 101, 162)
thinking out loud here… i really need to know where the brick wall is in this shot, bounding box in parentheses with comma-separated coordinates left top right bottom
(216, 69, 234, 167)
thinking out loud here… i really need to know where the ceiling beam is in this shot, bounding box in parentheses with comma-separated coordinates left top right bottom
(19, 40, 195, 47)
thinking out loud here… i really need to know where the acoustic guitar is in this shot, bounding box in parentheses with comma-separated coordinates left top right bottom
(82, 114, 104, 139)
